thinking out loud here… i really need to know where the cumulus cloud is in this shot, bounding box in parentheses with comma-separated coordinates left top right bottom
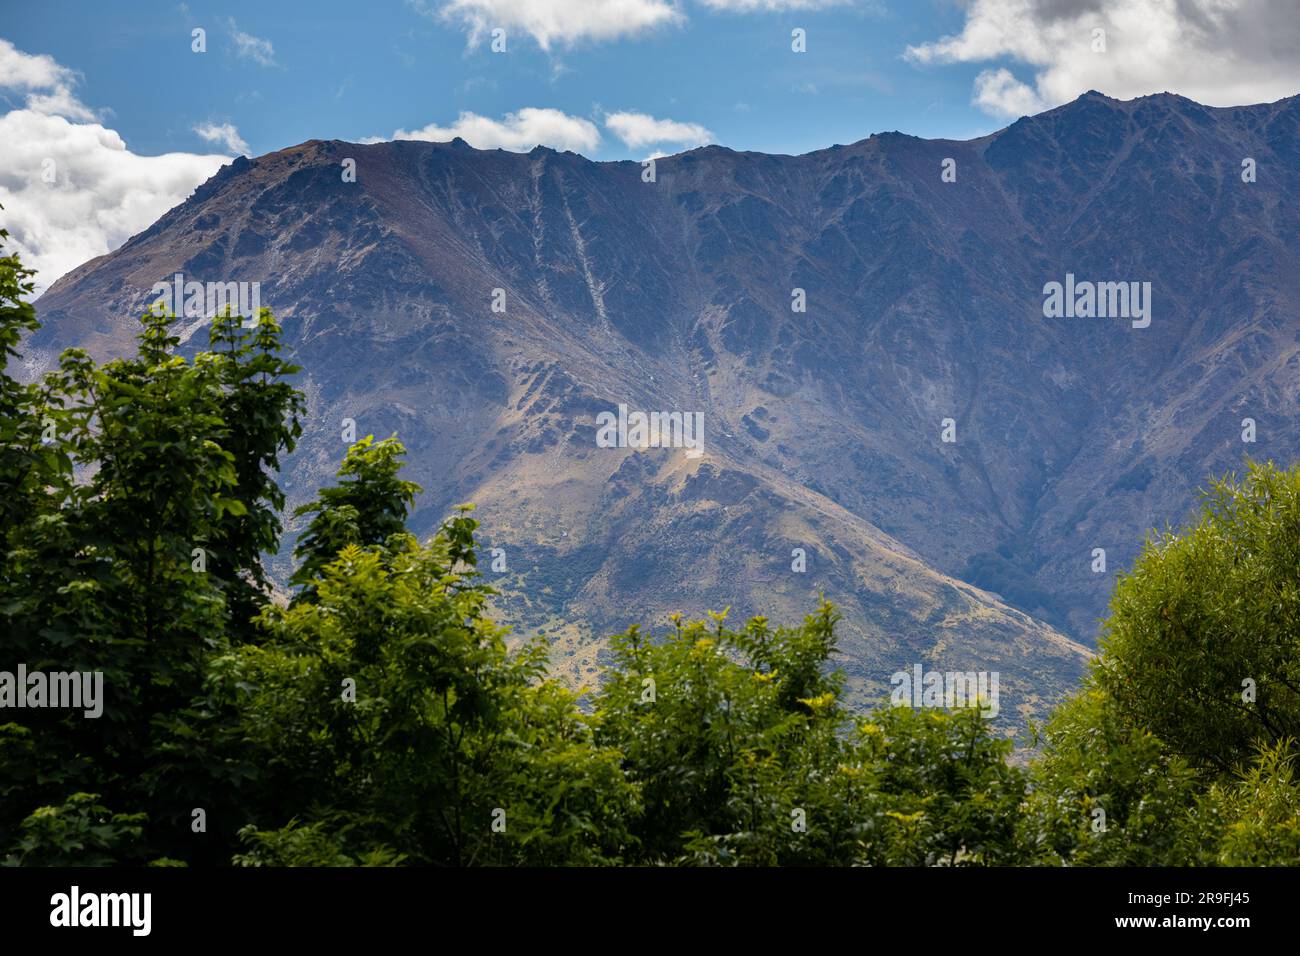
(697, 0, 854, 10)
(905, 0, 1300, 118)
(368, 107, 715, 156)
(0, 38, 96, 121)
(971, 67, 1048, 117)
(421, 0, 870, 49)
(226, 18, 277, 67)
(194, 121, 251, 155)
(0, 42, 229, 295)
(604, 111, 714, 150)
(369, 107, 602, 153)
(422, 0, 683, 50)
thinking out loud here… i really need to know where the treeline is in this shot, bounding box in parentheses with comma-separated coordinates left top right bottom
(2, 231, 1299, 866)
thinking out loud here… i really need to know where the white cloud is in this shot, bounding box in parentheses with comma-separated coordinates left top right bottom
(226, 18, 277, 66)
(422, 0, 874, 49)
(604, 111, 714, 150)
(697, 0, 854, 10)
(971, 67, 1046, 118)
(370, 107, 602, 153)
(194, 121, 251, 155)
(906, 0, 1300, 118)
(0, 43, 229, 295)
(0, 38, 96, 121)
(424, 0, 683, 50)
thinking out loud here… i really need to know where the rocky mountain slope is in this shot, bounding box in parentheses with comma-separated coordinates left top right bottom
(28, 90, 1300, 724)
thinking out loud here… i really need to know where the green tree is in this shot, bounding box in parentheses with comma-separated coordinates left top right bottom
(0, 220, 55, 538)
(1021, 683, 1200, 865)
(1096, 461, 1300, 771)
(0, 230, 304, 864)
(217, 443, 636, 865)
(1188, 742, 1300, 865)
(596, 604, 1026, 865)
(288, 434, 419, 604)
(1022, 462, 1300, 866)
(204, 307, 304, 639)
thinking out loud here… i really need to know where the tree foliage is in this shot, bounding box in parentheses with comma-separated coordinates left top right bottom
(0, 229, 300, 864)
(1096, 462, 1300, 770)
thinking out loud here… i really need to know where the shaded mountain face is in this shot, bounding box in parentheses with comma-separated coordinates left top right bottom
(28, 90, 1300, 725)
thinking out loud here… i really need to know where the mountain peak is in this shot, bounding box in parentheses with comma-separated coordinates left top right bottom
(27, 97, 1299, 716)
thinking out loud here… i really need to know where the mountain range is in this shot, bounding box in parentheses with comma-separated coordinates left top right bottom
(26, 90, 1300, 727)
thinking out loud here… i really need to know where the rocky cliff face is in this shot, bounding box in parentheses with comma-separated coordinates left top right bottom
(29, 90, 1300, 724)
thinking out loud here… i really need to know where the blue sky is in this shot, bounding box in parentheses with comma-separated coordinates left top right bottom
(3, 0, 1298, 292)
(3, 0, 1002, 161)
